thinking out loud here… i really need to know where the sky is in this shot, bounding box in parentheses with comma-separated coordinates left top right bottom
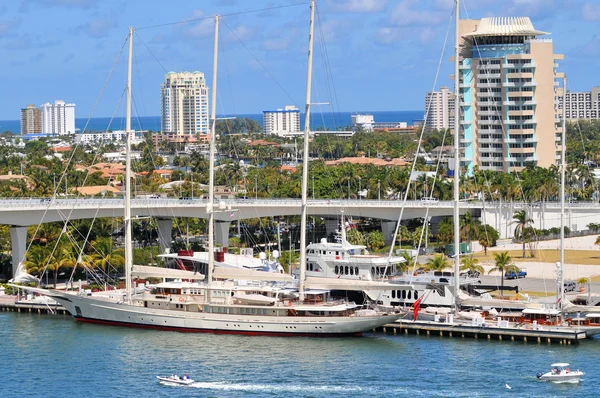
(0, 0, 599, 121)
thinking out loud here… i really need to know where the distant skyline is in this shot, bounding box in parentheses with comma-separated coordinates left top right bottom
(0, 0, 598, 120)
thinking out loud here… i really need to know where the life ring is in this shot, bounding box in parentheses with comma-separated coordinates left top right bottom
(287, 301, 292, 307)
(179, 297, 185, 303)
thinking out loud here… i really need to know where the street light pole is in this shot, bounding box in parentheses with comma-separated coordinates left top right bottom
(255, 176, 258, 199)
(378, 180, 381, 201)
(312, 175, 314, 200)
(52, 173, 56, 196)
(358, 177, 361, 201)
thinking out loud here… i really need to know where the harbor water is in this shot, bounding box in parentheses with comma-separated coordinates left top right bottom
(0, 111, 423, 134)
(1, 311, 598, 397)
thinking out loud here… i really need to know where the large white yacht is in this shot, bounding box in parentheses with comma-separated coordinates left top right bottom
(14, 7, 404, 337)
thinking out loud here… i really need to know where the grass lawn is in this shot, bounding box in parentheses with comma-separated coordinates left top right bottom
(471, 250, 600, 265)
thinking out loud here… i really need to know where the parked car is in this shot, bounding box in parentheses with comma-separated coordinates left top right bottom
(563, 280, 576, 293)
(505, 268, 527, 279)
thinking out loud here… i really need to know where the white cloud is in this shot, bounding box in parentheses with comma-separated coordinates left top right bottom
(76, 17, 118, 39)
(328, 0, 387, 13)
(0, 18, 21, 38)
(226, 24, 255, 41)
(262, 36, 292, 51)
(388, 0, 445, 27)
(318, 19, 352, 43)
(181, 9, 214, 39)
(373, 27, 404, 45)
(583, 2, 600, 21)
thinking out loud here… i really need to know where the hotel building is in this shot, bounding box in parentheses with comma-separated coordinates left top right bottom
(160, 71, 209, 141)
(263, 106, 301, 136)
(560, 87, 600, 120)
(20, 104, 42, 135)
(40, 100, 76, 135)
(424, 86, 455, 130)
(456, 17, 564, 173)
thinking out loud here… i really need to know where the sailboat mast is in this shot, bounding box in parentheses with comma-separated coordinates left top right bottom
(299, 0, 315, 300)
(560, 76, 566, 311)
(208, 15, 220, 289)
(453, 0, 461, 312)
(125, 26, 134, 303)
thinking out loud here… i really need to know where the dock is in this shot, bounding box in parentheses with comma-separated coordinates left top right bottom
(0, 295, 69, 315)
(376, 319, 600, 344)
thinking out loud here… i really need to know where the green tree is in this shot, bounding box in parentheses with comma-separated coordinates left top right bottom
(478, 224, 499, 255)
(460, 256, 484, 276)
(367, 230, 385, 251)
(512, 210, 534, 258)
(346, 228, 366, 246)
(488, 251, 519, 294)
(424, 254, 450, 271)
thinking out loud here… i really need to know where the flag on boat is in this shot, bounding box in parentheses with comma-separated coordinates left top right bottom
(229, 212, 235, 218)
(413, 296, 423, 321)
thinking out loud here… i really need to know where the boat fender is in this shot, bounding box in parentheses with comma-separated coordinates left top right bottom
(179, 297, 185, 302)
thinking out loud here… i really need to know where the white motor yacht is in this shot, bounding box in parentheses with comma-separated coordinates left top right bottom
(537, 363, 584, 383)
(157, 374, 195, 385)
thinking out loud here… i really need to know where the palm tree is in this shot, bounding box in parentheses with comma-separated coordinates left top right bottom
(424, 254, 450, 272)
(487, 251, 519, 294)
(460, 256, 484, 276)
(398, 250, 414, 273)
(512, 210, 534, 258)
(88, 237, 125, 276)
(595, 236, 600, 246)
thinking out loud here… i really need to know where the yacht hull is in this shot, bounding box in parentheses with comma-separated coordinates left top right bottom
(50, 291, 399, 337)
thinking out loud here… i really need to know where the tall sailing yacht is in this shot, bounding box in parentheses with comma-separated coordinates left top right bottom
(15, 4, 401, 336)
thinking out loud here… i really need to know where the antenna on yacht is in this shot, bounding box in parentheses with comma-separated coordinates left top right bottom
(299, 0, 315, 301)
(207, 15, 220, 296)
(559, 75, 566, 319)
(452, 0, 461, 313)
(124, 26, 134, 304)
(340, 210, 347, 245)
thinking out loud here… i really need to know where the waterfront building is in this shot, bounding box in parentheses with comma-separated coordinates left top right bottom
(160, 71, 209, 141)
(74, 130, 145, 145)
(263, 106, 301, 136)
(457, 17, 564, 173)
(559, 87, 600, 120)
(351, 113, 409, 132)
(424, 87, 455, 130)
(20, 104, 42, 135)
(40, 100, 76, 135)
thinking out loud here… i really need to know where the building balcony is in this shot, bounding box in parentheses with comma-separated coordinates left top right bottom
(476, 82, 502, 89)
(523, 61, 536, 68)
(460, 119, 473, 125)
(478, 119, 502, 125)
(476, 91, 496, 97)
(478, 73, 502, 79)
(503, 100, 516, 106)
(460, 64, 471, 70)
(507, 72, 534, 79)
(459, 83, 472, 88)
(508, 110, 535, 117)
(478, 146, 503, 153)
(460, 137, 472, 144)
(478, 110, 502, 116)
(502, 119, 517, 125)
(523, 155, 538, 162)
(509, 128, 535, 135)
(510, 147, 536, 154)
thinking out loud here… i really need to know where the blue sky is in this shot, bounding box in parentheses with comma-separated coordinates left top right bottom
(0, 0, 598, 120)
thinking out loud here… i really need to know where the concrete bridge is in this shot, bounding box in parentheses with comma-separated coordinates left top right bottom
(2, 197, 599, 278)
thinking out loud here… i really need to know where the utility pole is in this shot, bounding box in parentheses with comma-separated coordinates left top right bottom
(378, 179, 381, 201)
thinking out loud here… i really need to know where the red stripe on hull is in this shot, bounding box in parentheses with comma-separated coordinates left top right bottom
(74, 317, 363, 337)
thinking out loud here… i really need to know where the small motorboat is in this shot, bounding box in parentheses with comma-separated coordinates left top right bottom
(537, 363, 584, 383)
(157, 374, 195, 385)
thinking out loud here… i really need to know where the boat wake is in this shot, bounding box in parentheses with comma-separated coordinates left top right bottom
(186, 381, 366, 393)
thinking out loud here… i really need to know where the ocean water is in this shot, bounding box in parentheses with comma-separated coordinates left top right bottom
(1, 311, 598, 398)
(0, 111, 423, 134)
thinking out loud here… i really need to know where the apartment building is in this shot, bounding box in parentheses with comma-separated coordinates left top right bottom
(20, 104, 42, 135)
(559, 87, 600, 120)
(424, 86, 455, 130)
(40, 100, 76, 135)
(263, 106, 301, 136)
(161, 71, 209, 141)
(456, 17, 564, 173)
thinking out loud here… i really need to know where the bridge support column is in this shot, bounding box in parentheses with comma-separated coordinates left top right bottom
(157, 218, 172, 255)
(10, 226, 28, 279)
(325, 219, 339, 236)
(215, 221, 231, 247)
(381, 221, 396, 246)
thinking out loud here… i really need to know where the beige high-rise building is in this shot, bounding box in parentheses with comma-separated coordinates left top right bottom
(559, 87, 600, 120)
(20, 104, 42, 135)
(424, 86, 455, 130)
(160, 71, 209, 141)
(456, 17, 564, 173)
